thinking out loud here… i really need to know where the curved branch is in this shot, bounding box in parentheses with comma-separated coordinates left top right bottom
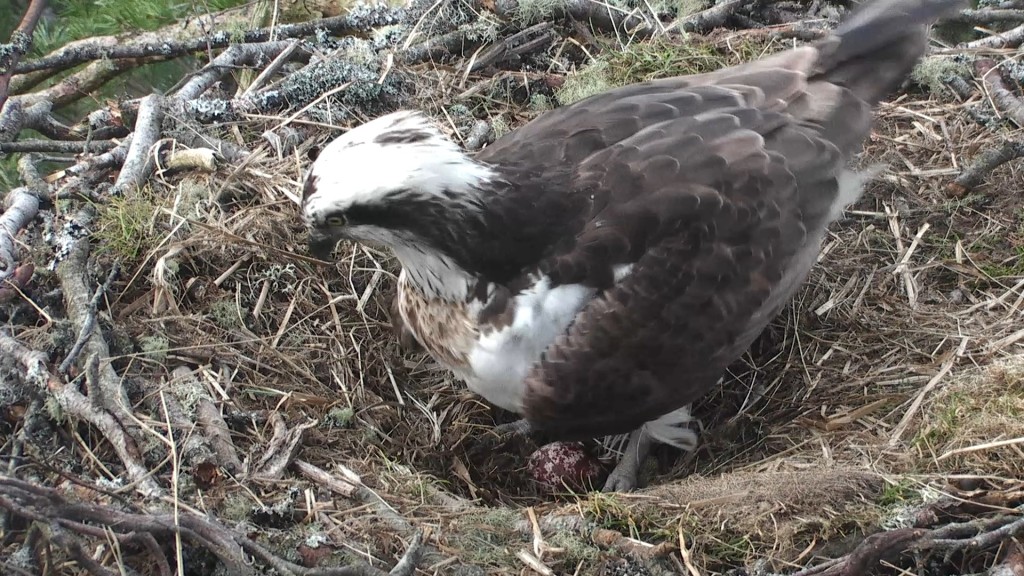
(0, 0, 48, 109)
(12, 8, 404, 78)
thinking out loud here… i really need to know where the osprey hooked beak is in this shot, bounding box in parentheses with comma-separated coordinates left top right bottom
(303, 171, 347, 260)
(307, 227, 339, 261)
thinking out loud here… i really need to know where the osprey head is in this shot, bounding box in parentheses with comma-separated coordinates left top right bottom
(301, 110, 495, 260)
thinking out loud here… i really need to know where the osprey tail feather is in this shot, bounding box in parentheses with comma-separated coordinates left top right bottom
(812, 0, 964, 107)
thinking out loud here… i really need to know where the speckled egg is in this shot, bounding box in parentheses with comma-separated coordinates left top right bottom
(526, 441, 605, 494)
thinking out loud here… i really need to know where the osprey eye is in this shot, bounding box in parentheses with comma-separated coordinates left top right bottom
(325, 215, 346, 226)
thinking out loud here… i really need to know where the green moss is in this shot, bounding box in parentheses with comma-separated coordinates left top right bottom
(92, 186, 161, 261)
(324, 406, 355, 429)
(910, 55, 973, 97)
(138, 334, 169, 364)
(209, 299, 241, 330)
(911, 391, 967, 450)
(527, 94, 553, 113)
(556, 35, 776, 105)
(583, 492, 673, 541)
(878, 478, 919, 507)
(509, 0, 565, 25)
(491, 116, 510, 139)
(446, 508, 522, 566)
(221, 492, 255, 523)
(547, 530, 600, 565)
(556, 60, 614, 106)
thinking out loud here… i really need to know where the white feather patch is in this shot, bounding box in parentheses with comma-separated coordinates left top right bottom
(829, 164, 885, 222)
(464, 263, 637, 412)
(303, 110, 496, 219)
(467, 275, 597, 413)
(642, 405, 700, 451)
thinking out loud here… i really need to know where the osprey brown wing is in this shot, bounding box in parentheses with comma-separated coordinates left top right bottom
(518, 0, 965, 440)
(520, 105, 839, 440)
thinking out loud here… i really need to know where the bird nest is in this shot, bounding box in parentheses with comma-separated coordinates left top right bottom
(2, 0, 1024, 575)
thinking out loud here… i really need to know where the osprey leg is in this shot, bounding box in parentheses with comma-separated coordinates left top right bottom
(602, 427, 653, 492)
(491, 418, 532, 437)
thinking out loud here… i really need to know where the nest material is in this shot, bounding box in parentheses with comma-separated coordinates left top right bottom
(2, 0, 1024, 574)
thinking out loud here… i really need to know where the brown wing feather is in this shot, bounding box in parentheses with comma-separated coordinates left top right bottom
(521, 108, 831, 440)
(512, 0, 965, 440)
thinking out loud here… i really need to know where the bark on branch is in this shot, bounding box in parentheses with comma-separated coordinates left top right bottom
(0, 0, 48, 109)
(0, 474, 426, 576)
(11, 7, 404, 78)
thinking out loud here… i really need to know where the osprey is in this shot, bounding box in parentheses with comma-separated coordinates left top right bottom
(302, 0, 963, 491)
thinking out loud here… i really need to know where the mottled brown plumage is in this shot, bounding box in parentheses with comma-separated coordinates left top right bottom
(301, 0, 964, 490)
(455, 0, 964, 440)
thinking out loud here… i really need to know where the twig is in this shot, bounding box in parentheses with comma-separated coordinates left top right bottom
(48, 523, 121, 576)
(49, 140, 131, 201)
(293, 459, 358, 498)
(59, 263, 120, 373)
(947, 139, 1024, 196)
(400, 28, 481, 65)
(0, 98, 74, 143)
(164, 40, 306, 123)
(241, 39, 301, 96)
(176, 41, 294, 101)
(247, 412, 317, 481)
(0, 188, 40, 280)
(463, 23, 556, 74)
(144, 368, 220, 474)
(0, 474, 397, 576)
(0, 333, 162, 497)
(888, 337, 968, 446)
(195, 396, 243, 474)
(51, 206, 164, 497)
(387, 530, 425, 576)
(0, 98, 56, 144)
(0, 0, 47, 110)
(17, 56, 173, 110)
(788, 501, 1024, 576)
(0, 155, 48, 283)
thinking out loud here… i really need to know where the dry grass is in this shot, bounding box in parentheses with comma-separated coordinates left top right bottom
(6, 12, 1024, 576)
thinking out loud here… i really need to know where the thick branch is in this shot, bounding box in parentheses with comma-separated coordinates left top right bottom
(0, 334, 162, 497)
(947, 140, 1024, 196)
(12, 7, 403, 78)
(975, 57, 1024, 128)
(674, 0, 757, 33)
(59, 263, 119, 373)
(52, 208, 155, 487)
(0, 186, 39, 279)
(963, 21, 1024, 48)
(0, 0, 48, 109)
(488, 0, 656, 37)
(18, 56, 171, 110)
(0, 98, 50, 143)
(0, 139, 117, 154)
(110, 94, 164, 195)
(0, 155, 47, 281)
(175, 41, 295, 101)
(952, 8, 1024, 23)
